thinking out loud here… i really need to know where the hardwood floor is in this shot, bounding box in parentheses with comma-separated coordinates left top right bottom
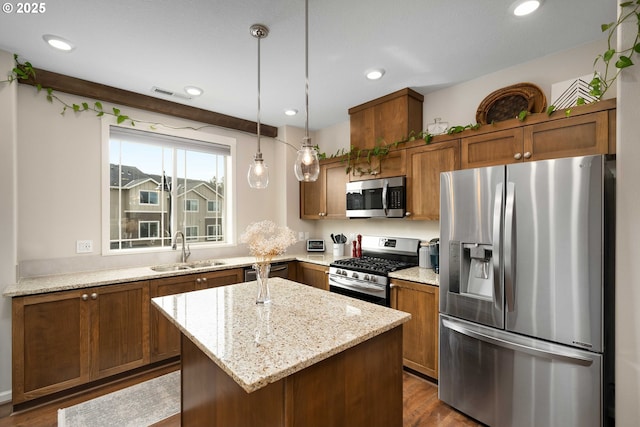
(0, 368, 482, 427)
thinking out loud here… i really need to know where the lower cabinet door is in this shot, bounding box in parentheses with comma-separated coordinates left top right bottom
(12, 290, 91, 404)
(90, 281, 150, 379)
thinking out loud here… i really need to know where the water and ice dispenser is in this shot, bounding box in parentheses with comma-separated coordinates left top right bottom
(448, 241, 494, 300)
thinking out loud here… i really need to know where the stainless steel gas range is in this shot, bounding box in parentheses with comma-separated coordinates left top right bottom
(329, 235, 420, 306)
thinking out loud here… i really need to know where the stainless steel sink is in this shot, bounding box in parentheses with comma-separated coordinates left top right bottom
(150, 264, 192, 272)
(150, 260, 225, 272)
(187, 261, 225, 269)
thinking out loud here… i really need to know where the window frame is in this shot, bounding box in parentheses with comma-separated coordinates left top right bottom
(101, 119, 237, 255)
(139, 190, 159, 205)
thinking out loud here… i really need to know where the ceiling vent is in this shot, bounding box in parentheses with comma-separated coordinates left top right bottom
(151, 86, 192, 100)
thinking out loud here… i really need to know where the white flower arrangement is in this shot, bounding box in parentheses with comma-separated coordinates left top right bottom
(240, 220, 297, 264)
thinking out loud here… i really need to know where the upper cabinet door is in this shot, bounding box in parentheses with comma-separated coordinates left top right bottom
(406, 140, 460, 220)
(461, 128, 524, 169)
(523, 111, 609, 161)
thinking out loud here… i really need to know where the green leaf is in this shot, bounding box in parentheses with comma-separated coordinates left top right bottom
(615, 56, 634, 68)
(576, 97, 586, 105)
(82, 102, 89, 110)
(96, 112, 104, 117)
(46, 94, 53, 103)
(116, 115, 128, 124)
(603, 49, 616, 62)
(36, 84, 42, 92)
(634, 42, 640, 54)
(113, 107, 121, 116)
(601, 22, 614, 32)
(95, 101, 103, 110)
(546, 105, 556, 116)
(565, 109, 572, 117)
(517, 110, 528, 121)
(72, 104, 80, 112)
(620, 1, 634, 7)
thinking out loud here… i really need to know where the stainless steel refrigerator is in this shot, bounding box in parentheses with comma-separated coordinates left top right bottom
(439, 155, 615, 427)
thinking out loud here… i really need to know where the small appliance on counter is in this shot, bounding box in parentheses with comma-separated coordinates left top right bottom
(306, 239, 325, 252)
(429, 238, 439, 273)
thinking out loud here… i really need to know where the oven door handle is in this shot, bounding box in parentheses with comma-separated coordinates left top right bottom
(330, 276, 383, 293)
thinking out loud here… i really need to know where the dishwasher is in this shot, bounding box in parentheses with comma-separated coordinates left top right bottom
(243, 261, 289, 281)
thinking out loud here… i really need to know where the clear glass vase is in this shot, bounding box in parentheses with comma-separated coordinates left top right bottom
(253, 262, 271, 304)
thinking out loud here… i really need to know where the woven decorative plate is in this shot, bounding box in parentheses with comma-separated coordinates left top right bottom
(476, 82, 547, 124)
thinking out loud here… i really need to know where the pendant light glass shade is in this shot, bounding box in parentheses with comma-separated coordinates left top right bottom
(248, 154, 269, 188)
(294, 0, 320, 182)
(247, 24, 270, 189)
(294, 141, 320, 182)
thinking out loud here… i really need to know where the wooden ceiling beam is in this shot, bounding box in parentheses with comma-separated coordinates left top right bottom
(19, 67, 279, 138)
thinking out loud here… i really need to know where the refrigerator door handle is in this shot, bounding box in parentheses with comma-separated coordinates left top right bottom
(492, 182, 503, 310)
(442, 318, 594, 366)
(504, 182, 516, 312)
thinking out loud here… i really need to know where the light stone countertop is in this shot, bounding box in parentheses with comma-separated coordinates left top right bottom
(388, 266, 439, 286)
(151, 278, 411, 393)
(3, 253, 349, 297)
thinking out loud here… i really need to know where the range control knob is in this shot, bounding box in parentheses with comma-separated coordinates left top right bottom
(370, 276, 377, 284)
(363, 274, 370, 281)
(352, 272, 359, 279)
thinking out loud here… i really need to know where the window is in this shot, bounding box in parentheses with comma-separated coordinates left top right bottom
(139, 221, 159, 238)
(208, 200, 220, 213)
(106, 124, 235, 252)
(185, 226, 199, 242)
(185, 199, 199, 212)
(140, 190, 159, 205)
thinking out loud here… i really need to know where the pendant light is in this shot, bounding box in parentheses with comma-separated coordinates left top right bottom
(294, 0, 320, 182)
(247, 24, 270, 189)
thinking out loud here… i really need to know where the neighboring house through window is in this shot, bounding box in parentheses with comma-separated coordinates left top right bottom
(106, 123, 235, 252)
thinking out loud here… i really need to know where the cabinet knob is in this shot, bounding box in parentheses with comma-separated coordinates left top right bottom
(196, 278, 202, 284)
(524, 151, 532, 159)
(405, 212, 412, 217)
(81, 294, 89, 301)
(202, 277, 207, 283)
(91, 293, 98, 300)
(514, 153, 523, 160)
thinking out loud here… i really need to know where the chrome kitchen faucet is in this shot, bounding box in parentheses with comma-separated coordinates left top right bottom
(172, 231, 191, 263)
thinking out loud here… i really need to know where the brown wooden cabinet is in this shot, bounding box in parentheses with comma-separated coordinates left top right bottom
(349, 88, 423, 150)
(149, 268, 243, 362)
(390, 279, 439, 379)
(461, 103, 614, 169)
(349, 148, 406, 181)
(300, 158, 348, 219)
(12, 281, 149, 404)
(405, 140, 460, 220)
(295, 262, 329, 291)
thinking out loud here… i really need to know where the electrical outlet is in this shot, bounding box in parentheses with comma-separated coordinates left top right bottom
(298, 232, 305, 241)
(76, 240, 93, 253)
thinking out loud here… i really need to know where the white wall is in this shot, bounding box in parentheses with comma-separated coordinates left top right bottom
(615, 0, 640, 422)
(14, 86, 305, 278)
(0, 50, 18, 403)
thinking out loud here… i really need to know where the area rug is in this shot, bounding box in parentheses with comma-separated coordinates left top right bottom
(58, 371, 180, 427)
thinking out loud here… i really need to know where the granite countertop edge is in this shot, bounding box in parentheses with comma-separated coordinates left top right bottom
(3, 253, 346, 297)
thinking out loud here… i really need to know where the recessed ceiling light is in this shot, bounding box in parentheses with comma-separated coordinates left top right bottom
(184, 86, 203, 96)
(284, 109, 298, 116)
(42, 34, 75, 52)
(512, 0, 542, 16)
(365, 69, 385, 80)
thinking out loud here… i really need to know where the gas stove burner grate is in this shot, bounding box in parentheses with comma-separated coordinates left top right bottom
(332, 256, 415, 275)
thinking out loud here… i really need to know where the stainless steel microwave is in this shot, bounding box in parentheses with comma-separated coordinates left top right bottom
(346, 176, 406, 218)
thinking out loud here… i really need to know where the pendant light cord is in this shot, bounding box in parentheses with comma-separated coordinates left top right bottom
(303, 0, 310, 147)
(257, 29, 262, 156)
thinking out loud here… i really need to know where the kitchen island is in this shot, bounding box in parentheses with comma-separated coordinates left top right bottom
(152, 278, 410, 427)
